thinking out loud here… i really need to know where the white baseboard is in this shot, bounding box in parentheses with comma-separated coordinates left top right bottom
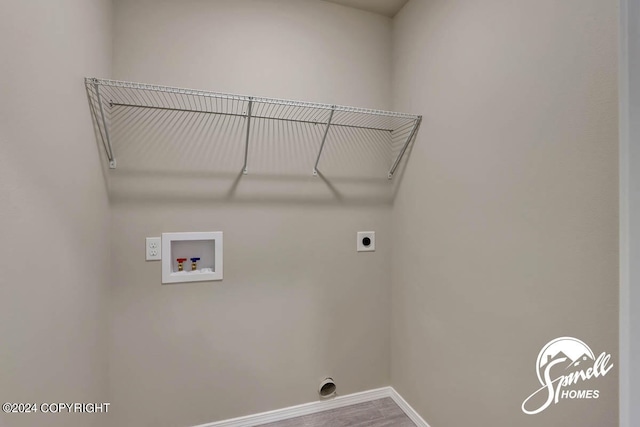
(192, 386, 430, 427)
(387, 387, 431, 427)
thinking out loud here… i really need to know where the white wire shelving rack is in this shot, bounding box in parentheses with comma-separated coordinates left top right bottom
(85, 78, 422, 179)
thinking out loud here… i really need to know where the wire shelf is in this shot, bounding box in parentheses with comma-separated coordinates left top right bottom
(85, 77, 421, 179)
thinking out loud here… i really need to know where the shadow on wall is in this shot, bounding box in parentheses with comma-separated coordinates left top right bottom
(90, 103, 417, 205)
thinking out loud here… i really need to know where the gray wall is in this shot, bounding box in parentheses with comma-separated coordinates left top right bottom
(620, 0, 640, 425)
(109, 1, 393, 425)
(0, 1, 113, 427)
(390, 1, 619, 426)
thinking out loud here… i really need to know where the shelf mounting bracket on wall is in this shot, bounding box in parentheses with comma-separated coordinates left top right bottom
(313, 106, 336, 176)
(242, 97, 253, 175)
(388, 116, 422, 180)
(90, 78, 117, 169)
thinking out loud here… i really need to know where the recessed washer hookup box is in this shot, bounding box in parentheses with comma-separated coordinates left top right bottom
(161, 232, 223, 284)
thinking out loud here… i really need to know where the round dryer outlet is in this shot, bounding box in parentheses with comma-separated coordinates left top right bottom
(357, 231, 375, 252)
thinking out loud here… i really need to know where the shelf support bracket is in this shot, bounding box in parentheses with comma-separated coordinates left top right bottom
(313, 106, 336, 176)
(388, 116, 422, 180)
(242, 97, 253, 175)
(93, 79, 116, 169)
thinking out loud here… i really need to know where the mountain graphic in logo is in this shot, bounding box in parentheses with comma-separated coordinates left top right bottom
(536, 338, 595, 385)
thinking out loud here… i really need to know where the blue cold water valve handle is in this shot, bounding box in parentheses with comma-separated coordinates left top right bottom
(190, 258, 200, 262)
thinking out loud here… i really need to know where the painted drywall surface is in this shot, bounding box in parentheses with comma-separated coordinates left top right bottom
(110, 1, 392, 425)
(620, 0, 640, 425)
(110, 204, 391, 426)
(391, 1, 619, 426)
(113, 0, 391, 107)
(0, 1, 112, 427)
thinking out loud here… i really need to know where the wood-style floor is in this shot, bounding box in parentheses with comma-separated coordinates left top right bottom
(256, 397, 416, 427)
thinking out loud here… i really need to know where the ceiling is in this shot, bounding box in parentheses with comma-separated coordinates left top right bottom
(322, 0, 409, 18)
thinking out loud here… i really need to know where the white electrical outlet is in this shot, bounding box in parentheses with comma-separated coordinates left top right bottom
(146, 237, 161, 261)
(357, 231, 375, 252)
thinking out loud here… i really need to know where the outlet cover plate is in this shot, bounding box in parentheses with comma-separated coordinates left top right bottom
(357, 231, 375, 252)
(146, 237, 161, 261)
